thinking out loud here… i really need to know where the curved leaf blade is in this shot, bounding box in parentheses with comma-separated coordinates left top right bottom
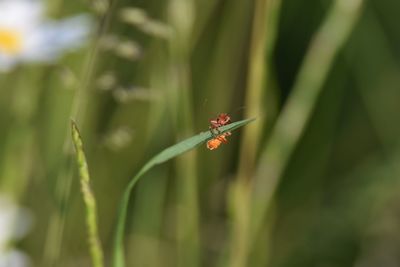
(113, 117, 255, 267)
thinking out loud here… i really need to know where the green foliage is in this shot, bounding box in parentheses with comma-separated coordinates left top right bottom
(113, 118, 255, 267)
(2, 0, 400, 267)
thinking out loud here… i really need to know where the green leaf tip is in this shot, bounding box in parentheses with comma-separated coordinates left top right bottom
(112, 117, 255, 267)
(71, 119, 82, 150)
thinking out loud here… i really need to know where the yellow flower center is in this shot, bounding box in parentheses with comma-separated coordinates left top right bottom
(0, 28, 22, 55)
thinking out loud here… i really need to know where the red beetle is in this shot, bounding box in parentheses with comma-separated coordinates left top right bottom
(207, 113, 232, 150)
(209, 113, 231, 130)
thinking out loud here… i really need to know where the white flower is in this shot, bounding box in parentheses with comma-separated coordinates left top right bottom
(0, 250, 30, 267)
(0, 195, 33, 267)
(0, 0, 92, 72)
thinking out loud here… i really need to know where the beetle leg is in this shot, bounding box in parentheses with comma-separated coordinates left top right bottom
(210, 120, 220, 128)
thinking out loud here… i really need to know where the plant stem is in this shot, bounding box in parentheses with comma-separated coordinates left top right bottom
(71, 121, 104, 267)
(229, 0, 281, 266)
(167, 1, 200, 266)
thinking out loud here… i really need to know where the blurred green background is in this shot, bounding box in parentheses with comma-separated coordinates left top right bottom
(2, 0, 400, 266)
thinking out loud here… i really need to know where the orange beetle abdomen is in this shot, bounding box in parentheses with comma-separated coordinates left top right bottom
(207, 138, 222, 150)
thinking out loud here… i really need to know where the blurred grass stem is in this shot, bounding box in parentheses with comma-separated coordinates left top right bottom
(167, 1, 200, 266)
(229, 1, 281, 266)
(250, 0, 364, 244)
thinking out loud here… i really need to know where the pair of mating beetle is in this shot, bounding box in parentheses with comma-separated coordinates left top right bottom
(207, 113, 232, 150)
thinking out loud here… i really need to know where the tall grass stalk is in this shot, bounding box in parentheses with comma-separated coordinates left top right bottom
(228, 1, 281, 267)
(202, 0, 252, 113)
(71, 121, 104, 267)
(167, 0, 200, 266)
(236, 0, 281, 182)
(42, 2, 118, 265)
(250, 0, 364, 243)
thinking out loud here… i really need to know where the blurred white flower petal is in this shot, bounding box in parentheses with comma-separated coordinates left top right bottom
(0, 250, 30, 267)
(0, 0, 92, 72)
(0, 196, 32, 248)
(0, 0, 42, 30)
(0, 195, 32, 267)
(22, 15, 93, 62)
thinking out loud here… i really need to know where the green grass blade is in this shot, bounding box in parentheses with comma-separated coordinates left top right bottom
(71, 121, 105, 267)
(112, 118, 255, 267)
